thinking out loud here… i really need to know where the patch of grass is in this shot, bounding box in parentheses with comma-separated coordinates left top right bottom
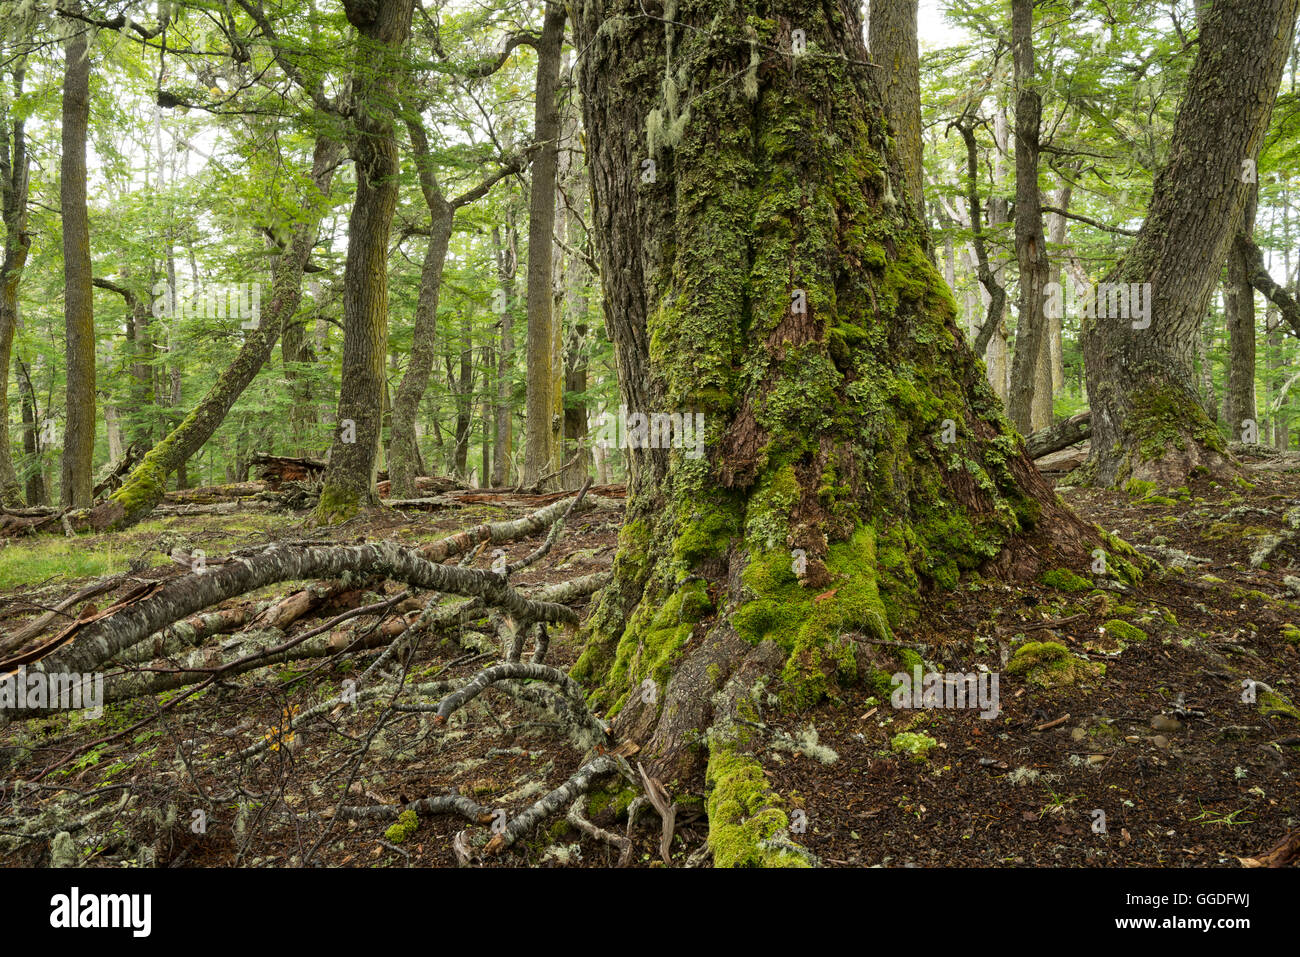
(0, 538, 126, 589)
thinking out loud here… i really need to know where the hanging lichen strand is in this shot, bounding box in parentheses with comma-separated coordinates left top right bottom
(572, 0, 1095, 865)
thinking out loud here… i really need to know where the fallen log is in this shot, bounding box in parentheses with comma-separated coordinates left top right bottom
(1, 521, 594, 721)
(250, 453, 327, 490)
(92, 444, 145, 500)
(1026, 411, 1092, 460)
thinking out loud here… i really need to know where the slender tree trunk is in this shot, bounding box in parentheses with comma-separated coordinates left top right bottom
(571, 0, 1092, 864)
(316, 0, 414, 522)
(1226, 186, 1258, 437)
(0, 64, 31, 507)
(60, 6, 95, 507)
(1006, 0, 1049, 435)
(454, 311, 473, 478)
(388, 120, 454, 499)
(558, 85, 593, 487)
(492, 221, 517, 486)
(1046, 175, 1074, 396)
(1080, 0, 1299, 486)
(523, 4, 567, 487)
(17, 357, 43, 504)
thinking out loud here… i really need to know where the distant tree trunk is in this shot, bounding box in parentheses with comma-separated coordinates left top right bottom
(523, 4, 567, 487)
(1268, 312, 1288, 448)
(316, 0, 414, 522)
(454, 311, 473, 478)
(1080, 0, 1299, 486)
(17, 357, 44, 504)
(60, 5, 95, 507)
(1045, 175, 1074, 396)
(492, 221, 517, 486)
(0, 64, 31, 507)
(1226, 186, 1258, 437)
(1006, 0, 1049, 435)
(93, 138, 341, 530)
(868, 0, 923, 218)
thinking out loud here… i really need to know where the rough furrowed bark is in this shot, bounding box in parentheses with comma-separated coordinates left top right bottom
(571, 0, 1098, 866)
(1079, 0, 1300, 488)
(315, 0, 414, 522)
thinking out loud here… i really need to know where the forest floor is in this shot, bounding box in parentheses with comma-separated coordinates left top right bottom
(0, 453, 1297, 868)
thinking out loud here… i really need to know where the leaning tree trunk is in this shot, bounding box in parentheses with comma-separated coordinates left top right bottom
(571, 0, 1093, 866)
(315, 0, 413, 523)
(387, 119, 454, 500)
(60, 5, 95, 508)
(1080, 0, 1299, 487)
(88, 137, 342, 530)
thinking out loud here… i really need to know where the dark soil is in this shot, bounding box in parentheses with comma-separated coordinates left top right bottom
(1, 454, 1296, 868)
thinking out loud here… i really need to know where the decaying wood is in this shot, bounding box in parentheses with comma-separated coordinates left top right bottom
(1025, 410, 1092, 460)
(249, 452, 327, 489)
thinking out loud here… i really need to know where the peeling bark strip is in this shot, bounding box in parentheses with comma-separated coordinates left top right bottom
(2, 543, 578, 719)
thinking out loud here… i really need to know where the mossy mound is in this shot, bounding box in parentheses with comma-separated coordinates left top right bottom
(705, 748, 809, 868)
(1258, 688, 1300, 722)
(1101, 619, 1148, 645)
(890, 731, 938, 762)
(1040, 568, 1093, 593)
(1007, 641, 1105, 689)
(383, 809, 419, 844)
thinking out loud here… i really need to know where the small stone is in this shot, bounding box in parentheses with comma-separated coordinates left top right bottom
(1087, 754, 1107, 765)
(1151, 714, 1183, 733)
(1152, 735, 1170, 749)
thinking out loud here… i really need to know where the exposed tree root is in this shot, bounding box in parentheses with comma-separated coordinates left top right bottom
(483, 753, 629, 856)
(567, 794, 632, 866)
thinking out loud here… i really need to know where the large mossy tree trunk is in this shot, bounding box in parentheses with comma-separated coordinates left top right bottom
(571, 0, 1093, 866)
(59, 5, 95, 508)
(315, 0, 413, 523)
(90, 137, 341, 530)
(1079, 0, 1299, 488)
